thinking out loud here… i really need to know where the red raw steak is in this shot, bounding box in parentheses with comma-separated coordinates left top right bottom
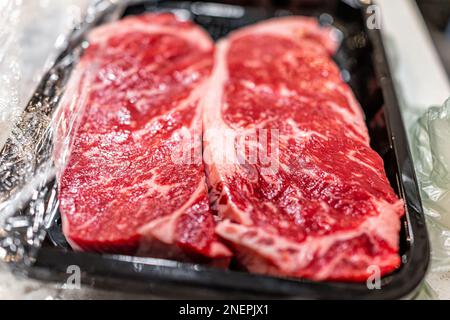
(203, 17, 404, 281)
(58, 13, 231, 261)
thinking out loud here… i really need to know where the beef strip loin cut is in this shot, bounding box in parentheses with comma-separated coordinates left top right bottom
(203, 17, 404, 281)
(58, 13, 231, 261)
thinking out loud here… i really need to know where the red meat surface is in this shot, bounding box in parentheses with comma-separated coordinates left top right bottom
(58, 13, 231, 262)
(202, 17, 404, 281)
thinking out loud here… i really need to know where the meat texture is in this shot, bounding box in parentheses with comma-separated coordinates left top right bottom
(58, 13, 231, 262)
(203, 17, 404, 281)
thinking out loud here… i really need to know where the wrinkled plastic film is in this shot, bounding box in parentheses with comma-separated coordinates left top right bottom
(0, 0, 93, 153)
(0, 0, 117, 265)
(0, 1, 21, 163)
(412, 97, 450, 271)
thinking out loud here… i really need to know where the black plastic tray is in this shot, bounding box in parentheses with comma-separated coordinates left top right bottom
(25, 0, 430, 299)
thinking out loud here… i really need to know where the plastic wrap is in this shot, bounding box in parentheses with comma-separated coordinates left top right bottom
(0, 0, 116, 266)
(0, 1, 24, 153)
(413, 97, 450, 273)
(0, 0, 91, 152)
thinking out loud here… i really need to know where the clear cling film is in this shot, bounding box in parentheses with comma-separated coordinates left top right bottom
(0, 1, 23, 153)
(0, 0, 115, 265)
(413, 97, 450, 271)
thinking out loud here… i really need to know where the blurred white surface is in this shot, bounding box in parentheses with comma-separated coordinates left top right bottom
(377, 0, 450, 130)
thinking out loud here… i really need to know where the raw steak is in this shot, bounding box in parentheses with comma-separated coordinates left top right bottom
(203, 17, 404, 281)
(58, 13, 231, 261)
